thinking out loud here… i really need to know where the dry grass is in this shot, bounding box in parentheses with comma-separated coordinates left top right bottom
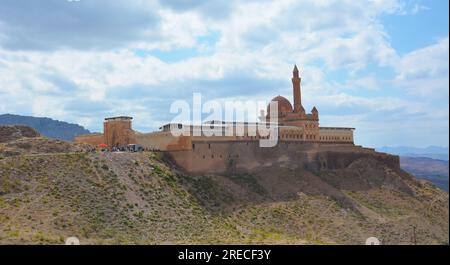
(0, 145, 448, 245)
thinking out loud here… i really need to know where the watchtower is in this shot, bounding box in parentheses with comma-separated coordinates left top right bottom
(103, 116, 135, 148)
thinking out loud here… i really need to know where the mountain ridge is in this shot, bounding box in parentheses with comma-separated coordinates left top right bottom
(0, 114, 91, 141)
(400, 156, 449, 192)
(377, 146, 449, 161)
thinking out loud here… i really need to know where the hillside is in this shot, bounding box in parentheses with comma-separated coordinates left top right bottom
(0, 129, 448, 245)
(0, 114, 91, 141)
(400, 157, 449, 192)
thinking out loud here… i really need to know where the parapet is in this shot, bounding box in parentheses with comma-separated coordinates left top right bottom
(105, 116, 133, 122)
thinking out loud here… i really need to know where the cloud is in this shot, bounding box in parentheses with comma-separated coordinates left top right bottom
(0, 0, 447, 147)
(211, 0, 400, 73)
(410, 4, 430, 15)
(394, 37, 449, 97)
(0, 0, 160, 50)
(317, 94, 448, 147)
(158, 0, 237, 20)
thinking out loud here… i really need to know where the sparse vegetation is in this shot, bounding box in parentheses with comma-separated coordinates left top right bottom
(0, 135, 448, 245)
(227, 173, 267, 195)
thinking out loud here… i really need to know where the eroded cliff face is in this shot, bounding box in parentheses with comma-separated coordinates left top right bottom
(166, 141, 413, 217)
(157, 142, 448, 244)
(314, 150, 400, 171)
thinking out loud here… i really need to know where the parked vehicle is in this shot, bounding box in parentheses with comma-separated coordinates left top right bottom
(127, 144, 144, 152)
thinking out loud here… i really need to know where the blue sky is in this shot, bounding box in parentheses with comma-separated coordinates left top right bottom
(0, 0, 448, 148)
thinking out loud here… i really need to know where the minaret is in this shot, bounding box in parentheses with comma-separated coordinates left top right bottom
(292, 65, 303, 113)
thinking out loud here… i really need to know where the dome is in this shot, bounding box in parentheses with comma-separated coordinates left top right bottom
(267, 95, 293, 116)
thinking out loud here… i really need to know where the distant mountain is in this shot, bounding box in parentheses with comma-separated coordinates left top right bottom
(377, 146, 449, 161)
(0, 113, 91, 141)
(400, 156, 449, 192)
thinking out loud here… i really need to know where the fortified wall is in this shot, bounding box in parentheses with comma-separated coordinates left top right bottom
(166, 141, 400, 174)
(75, 118, 398, 175)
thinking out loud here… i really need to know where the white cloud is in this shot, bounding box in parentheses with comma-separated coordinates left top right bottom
(210, 0, 400, 72)
(0, 0, 162, 50)
(0, 0, 447, 147)
(394, 37, 449, 97)
(410, 4, 430, 15)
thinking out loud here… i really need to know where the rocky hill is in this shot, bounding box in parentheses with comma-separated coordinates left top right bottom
(0, 125, 91, 158)
(0, 125, 40, 143)
(0, 128, 448, 245)
(0, 114, 91, 141)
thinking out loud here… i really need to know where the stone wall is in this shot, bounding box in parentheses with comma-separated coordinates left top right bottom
(135, 131, 192, 151)
(74, 133, 104, 146)
(166, 141, 399, 174)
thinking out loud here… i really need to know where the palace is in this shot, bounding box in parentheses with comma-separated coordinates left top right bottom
(73, 65, 383, 174)
(75, 65, 354, 149)
(260, 64, 354, 143)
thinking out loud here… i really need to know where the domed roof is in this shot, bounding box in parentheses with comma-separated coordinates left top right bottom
(267, 95, 293, 116)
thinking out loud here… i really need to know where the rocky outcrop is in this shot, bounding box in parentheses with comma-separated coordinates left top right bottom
(0, 125, 40, 143)
(314, 149, 400, 171)
(0, 125, 91, 157)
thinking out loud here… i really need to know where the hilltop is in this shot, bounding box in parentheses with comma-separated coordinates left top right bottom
(0, 125, 40, 143)
(0, 114, 91, 141)
(0, 126, 448, 244)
